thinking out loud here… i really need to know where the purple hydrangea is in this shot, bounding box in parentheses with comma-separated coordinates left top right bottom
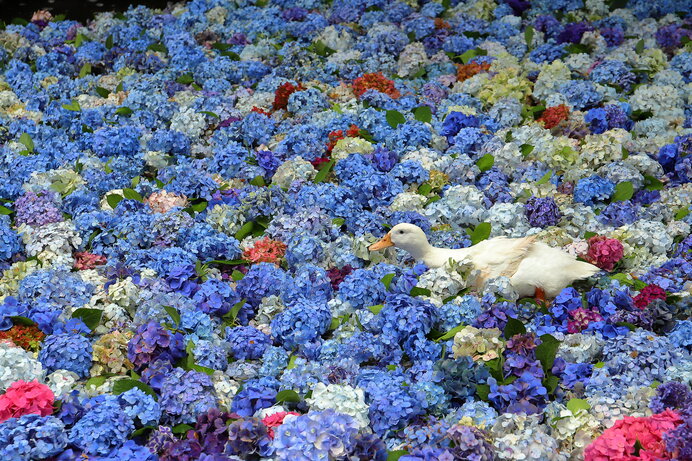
(524, 196, 562, 228)
(159, 368, 218, 424)
(14, 190, 63, 226)
(127, 321, 185, 371)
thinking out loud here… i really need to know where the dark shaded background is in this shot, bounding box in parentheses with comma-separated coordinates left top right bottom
(0, 0, 172, 23)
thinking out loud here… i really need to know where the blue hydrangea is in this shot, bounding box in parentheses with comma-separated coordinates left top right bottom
(231, 376, 279, 418)
(258, 346, 290, 377)
(226, 326, 271, 360)
(282, 264, 333, 305)
(69, 397, 134, 455)
(438, 296, 483, 331)
(236, 262, 288, 308)
(39, 333, 93, 378)
(159, 368, 218, 424)
(558, 80, 602, 110)
(337, 269, 387, 309)
(573, 175, 615, 205)
(0, 415, 68, 460)
(92, 125, 141, 158)
(271, 300, 331, 350)
(0, 215, 21, 261)
(192, 278, 239, 317)
(192, 339, 229, 370)
(117, 387, 162, 427)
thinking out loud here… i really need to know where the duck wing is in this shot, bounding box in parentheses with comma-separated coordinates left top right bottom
(467, 235, 537, 280)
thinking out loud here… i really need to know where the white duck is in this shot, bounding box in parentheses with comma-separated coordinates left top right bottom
(369, 223, 600, 300)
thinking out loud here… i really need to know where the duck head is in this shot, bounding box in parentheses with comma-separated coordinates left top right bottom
(368, 223, 433, 260)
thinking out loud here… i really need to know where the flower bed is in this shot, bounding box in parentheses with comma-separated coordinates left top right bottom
(0, 0, 691, 459)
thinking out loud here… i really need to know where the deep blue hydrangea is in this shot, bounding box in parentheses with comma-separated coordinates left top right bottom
(0, 415, 68, 460)
(597, 200, 639, 227)
(529, 42, 566, 63)
(573, 175, 615, 205)
(524, 196, 562, 228)
(39, 333, 93, 378)
(117, 387, 162, 427)
(230, 376, 279, 418)
(270, 300, 331, 350)
(585, 104, 633, 134)
(338, 269, 388, 309)
(159, 368, 218, 424)
(235, 262, 287, 308)
(226, 325, 271, 360)
(92, 125, 141, 158)
(282, 264, 333, 305)
(558, 80, 602, 110)
(488, 372, 548, 414)
(192, 278, 239, 317)
(380, 295, 438, 346)
(69, 397, 134, 455)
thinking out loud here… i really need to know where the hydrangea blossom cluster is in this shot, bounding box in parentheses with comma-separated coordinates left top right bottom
(0, 0, 690, 458)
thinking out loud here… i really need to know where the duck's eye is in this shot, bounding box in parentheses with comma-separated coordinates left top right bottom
(398, 230, 405, 234)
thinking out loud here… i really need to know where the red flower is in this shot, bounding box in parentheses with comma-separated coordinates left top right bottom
(352, 72, 400, 99)
(0, 380, 55, 422)
(261, 411, 300, 439)
(0, 325, 45, 351)
(586, 235, 624, 272)
(243, 237, 287, 264)
(251, 106, 272, 116)
(538, 104, 570, 129)
(633, 284, 667, 309)
(456, 62, 491, 82)
(73, 252, 107, 270)
(273, 82, 305, 111)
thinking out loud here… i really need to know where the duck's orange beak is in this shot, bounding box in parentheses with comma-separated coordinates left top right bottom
(369, 232, 394, 251)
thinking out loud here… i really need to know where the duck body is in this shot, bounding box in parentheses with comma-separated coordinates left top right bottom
(369, 223, 600, 298)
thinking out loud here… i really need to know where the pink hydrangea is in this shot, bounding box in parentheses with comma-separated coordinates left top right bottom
(243, 237, 287, 264)
(146, 191, 188, 213)
(585, 410, 682, 461)
(261, 411, 300, 439)
(73, 251, 107, 270)
(0, 379, 55, 422)
(567, 308, 603, 333)
(586, 235, 624, 271)
(633, 284, 667, 309)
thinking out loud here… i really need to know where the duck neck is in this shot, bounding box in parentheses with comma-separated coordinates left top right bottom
(404, 242, 436, 262)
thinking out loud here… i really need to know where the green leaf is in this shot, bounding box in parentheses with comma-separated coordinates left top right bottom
(418, 182, 432, 196)
(332, 218, 345, 227)
(163, 305, 180, 326)
(675, 207, 690, 220)
(436, 323, 466, 342)
(172, 424, 193, 434)
(387, 450, 409, 461)
(594, 361, 605, 368)
(176, 73, 194, 84)
(147, 43, 167, 53)
(616, 321, 636, 331)
(635, 39, 645, 54)
(275, 390, 301, 403)
(611, 181, 633, 202)
(314, 159, 336, 183)
(458, 48, 486, 64)
(381, 273, 396, 290)
(565, 43, 590, 54)
(78, 63, 91, 78)
(368, 304, 384, 315)
(543, 374, 559, 394)
(535, 334, 560, 372)
(85, 375, 109, 389)
(116, 81, 124, 93)
(287, 354, 298, 370)
(220, 50, 241, 60)
(476, 383, 490, 401)
(122, 188, 143, 202)
(413, 106, 432, 123)
(112, 379, 157, 398)
(386, 110, 406, 129)
(503, 317, 527, 339)
(190, 363, 216, 375)
(115, 106, 133, 116)
(71, 308, 102, 331)
(223, 299, 246, 326)
(250, 175, 266, 187)
(536, 170, 552, 185)
(19, 133, 34, 152)
(470, 222, 491, 245)
(566, 398, 591, 414)
(583, 231, 597, 240)
(130, 425, 155, 438)
(235, 221, 254, 240)
(74, 33, 88, 47)
(200, 111, 219, 118)
(106, 194, 123, 209)
(331, 103, 343, 113)
(520, 144, 534, 157)
(212, 42, 232, 51)
(62, 100, 81, 111)
(0, 205, 13, 215)
(643, 175, 664, 191)
(231, 270, 245, 281)
(410, 287, 432, 297)
(10, 316, 36, 326)
(105, 35, 113, 49)
(524, 25, 534, 47)
(475, 154, 494, 172)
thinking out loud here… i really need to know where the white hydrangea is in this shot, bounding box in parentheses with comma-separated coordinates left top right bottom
(213, 371, 240, 411)
(46, 370, 80, 398)
(416, 265, 472, 305)
(331, 138, 374, 160)
(206, 203, 247, 235)
(424, 185, 488, 228)
(487, 202, 532, 238)
(558, 334, 604, 363)
(397, 42, 429, 78)
(271, 156, 317, 189)
(254, 295, 286, 326)
(389, 192, 427, 212)
(18, 221, 82, 268)
(0, 343, 44, 392)
(306, 383, 370, 429)
(169, 106, 207, 139)
(533, 61, 572, 101)
(491, 413, 569, 460)
(630, 84, 684, 119)
(544, 402, 600, 456)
